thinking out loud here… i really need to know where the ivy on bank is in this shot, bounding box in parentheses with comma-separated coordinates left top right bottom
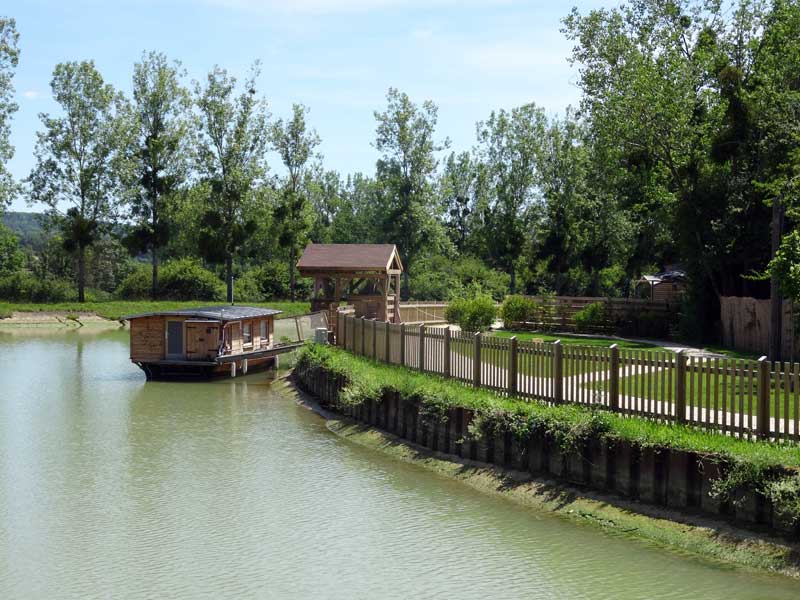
(295, 343, 800, 523)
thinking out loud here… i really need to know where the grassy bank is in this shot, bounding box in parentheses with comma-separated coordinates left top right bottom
(0, 300, 311, 321)
(297, 343, 800, 524)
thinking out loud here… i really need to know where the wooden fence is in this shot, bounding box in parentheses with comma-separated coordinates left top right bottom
(514, 295, 679, 334)
(398, 302, 449, 324)
(720, 296, 798, 360)
(336, 312, 800, 442)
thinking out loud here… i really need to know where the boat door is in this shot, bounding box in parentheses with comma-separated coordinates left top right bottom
(186, 321, 219, 360)
(165, 320, 185, 359)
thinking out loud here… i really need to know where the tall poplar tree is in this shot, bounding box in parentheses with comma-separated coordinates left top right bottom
(374, 88, 449, 295)
(28, 61, 125, 302)
(0, 17, 19, 209)
(194, 64, 270, 302)
(271, 103, 319, 301)
(123, 51, 191, 299)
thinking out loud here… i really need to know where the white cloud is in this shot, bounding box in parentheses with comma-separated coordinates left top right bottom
(21, 90, 40, 100)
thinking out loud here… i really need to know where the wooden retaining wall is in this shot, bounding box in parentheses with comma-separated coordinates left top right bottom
(295, 364, 799, 539)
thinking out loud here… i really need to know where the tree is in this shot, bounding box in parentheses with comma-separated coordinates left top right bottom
(123, 51, 191, 299)
(476, 103, 546, 294)
(271, 103, 320, 301)
(0, 222, 23, 274)
(438, 151, 486, 254)
(374, 88, 449, 295)
(194, 64, 270, 302)
(28, 61, 126, 302)
(0, 17, 19, 209)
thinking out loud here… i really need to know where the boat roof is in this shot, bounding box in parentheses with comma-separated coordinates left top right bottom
(121, 305, 283, 322)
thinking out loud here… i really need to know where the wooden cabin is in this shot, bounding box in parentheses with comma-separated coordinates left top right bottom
(297, 243, 404, 335)
(123, 306, 282, 380)
(635, 269, 687, 303)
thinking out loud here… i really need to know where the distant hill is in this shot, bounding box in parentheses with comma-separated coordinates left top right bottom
(2, 211, 47, 250)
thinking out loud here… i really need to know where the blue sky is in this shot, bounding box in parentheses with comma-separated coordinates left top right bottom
(5, 0, 610, 211)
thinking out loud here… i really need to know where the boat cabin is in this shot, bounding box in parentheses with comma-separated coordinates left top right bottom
(122, 306, 282, 380)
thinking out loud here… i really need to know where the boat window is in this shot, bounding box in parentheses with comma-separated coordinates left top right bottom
(260, 320, 267, 340)
(243, 322, 252, 345)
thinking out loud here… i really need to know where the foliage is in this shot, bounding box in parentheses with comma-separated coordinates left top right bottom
(233, 259, 313, 302)
(573, 301, 605, 333)
(0, 17, 19, 208)
(115, 258, 224, 300)
(0, 222, 23, 275)
(0, 271, 76, 302)
(409, 255, 509, 301)
(476, 103, 545, 294)
(500, 295, 536, 326)
(121, 51, 191, 300)
(767, 229, 800, 301)
(194, 63, 270, 302)
(374, 88, 450, 295)
(27, 60, 126, 302)
(271, 103, 319, 300)
(444, 295, 497, 332)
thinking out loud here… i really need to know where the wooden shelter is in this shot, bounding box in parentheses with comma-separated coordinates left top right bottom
(123, 305, 283, 380)
(297, 243, 403, 329)
(635, 269, 687, 302)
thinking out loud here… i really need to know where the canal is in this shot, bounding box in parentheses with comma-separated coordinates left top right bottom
(1, 327, 799, 599)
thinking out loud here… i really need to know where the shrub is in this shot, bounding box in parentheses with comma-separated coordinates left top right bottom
(115, 259, 224, 301)
(0, 271, 75, 302)
(227, 261, 313, 302)
(573, 301, 606, 332)
(409, 255, 509, 301)
(445, 295, 497, 332)
(233, 269, 266, 302)
(500, 295, 537, 325)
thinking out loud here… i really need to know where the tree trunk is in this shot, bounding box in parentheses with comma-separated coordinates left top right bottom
(510, 264, 516, 295)
(289, 247, 296, 302)
(77, 245, 86, 303)
(402, 270, 410, 301)
(151, 247, 158, 301)
(226, 255, 234, 304)
(769, 198, 785, 360)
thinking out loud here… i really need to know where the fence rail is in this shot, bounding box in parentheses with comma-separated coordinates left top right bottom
(335, 312, 799, 442)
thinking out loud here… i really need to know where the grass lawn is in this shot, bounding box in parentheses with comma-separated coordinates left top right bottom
(591, 366, 800, 419)
(0, 300, 312, 321)
(493, 330, 760, 360)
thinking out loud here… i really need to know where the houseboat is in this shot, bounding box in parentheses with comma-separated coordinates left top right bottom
(122, 306, 283, 380)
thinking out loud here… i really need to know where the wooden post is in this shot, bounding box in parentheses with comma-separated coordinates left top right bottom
(609, 343, 619, 411)
(553, 340, 563, 403)
(385, 320, 391, 363)
(418, 325, 426, 372)
(339, 313, 345, 347)
(443, 327, 451, 378)
(360, 317, 366, 356)
(295, 316, 302, 342)
(508, 336, 518, 396)
(757, 356, 771, 439)
(400, 323, 406, 366)
(473, 332, 482, 388)
(371, 318, 377, 359)
(675, 350, 687, 424)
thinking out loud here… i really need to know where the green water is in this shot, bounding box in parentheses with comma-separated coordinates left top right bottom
(1, 327, 799, 599)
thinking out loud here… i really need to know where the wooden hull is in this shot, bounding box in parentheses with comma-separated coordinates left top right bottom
(135, 356, 277, 381)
